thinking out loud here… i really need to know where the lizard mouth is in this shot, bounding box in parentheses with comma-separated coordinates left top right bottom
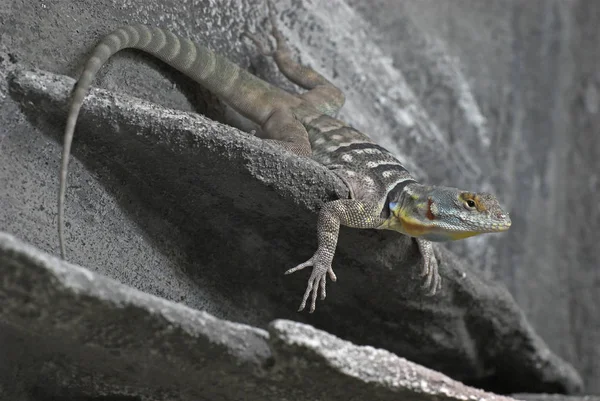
(472, 219, 511, 232)
(435, 219, 511, 241)
(456, 214, 512, 233)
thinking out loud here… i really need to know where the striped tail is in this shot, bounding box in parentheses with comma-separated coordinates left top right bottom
(58, 25, 290, 258)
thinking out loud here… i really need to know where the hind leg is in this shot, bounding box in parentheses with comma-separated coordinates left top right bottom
(261, 108, 312, 157)
(244, 0, 345, 116)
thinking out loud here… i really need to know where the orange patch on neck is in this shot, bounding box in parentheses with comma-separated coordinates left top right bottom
(390, 210, 434, 237)
(426, 198, 436, 220)
(400, 216, 433, 237)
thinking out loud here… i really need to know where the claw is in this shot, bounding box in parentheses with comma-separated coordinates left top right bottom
(426, 278, 437, 296)
(310, 276, 320, 312)
(423, 260, 441, 296)
(264, 0, 288, 51)
(298, 279, 312, 312)
(320, 275, 327, 300)
(421, 269, 433, 290)
(420, 261, 430, 277)
(241, 31, 274, 57)
(415, 238, 442, 296)
(327, 267, 337, 282)
(243, 0, 283, 57)
(266, 0, 278, 27)
(419, 249, 430, 277)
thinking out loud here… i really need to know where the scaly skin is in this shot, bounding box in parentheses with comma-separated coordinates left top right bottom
(59, 1, 511, 313)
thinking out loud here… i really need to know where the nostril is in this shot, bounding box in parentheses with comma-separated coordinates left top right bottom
(501, 213, 512, 226)
(497, 213, 511, 226)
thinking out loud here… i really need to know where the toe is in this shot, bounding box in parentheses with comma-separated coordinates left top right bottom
(327, 267, 337, 281)
(420, 259, 430, 277)
(309, 277, 319, 313)
(298, 280, 313, 311)
(422, 271, 433, 290)
(320, 275, 327, 300)
(285, 259, 313, 275)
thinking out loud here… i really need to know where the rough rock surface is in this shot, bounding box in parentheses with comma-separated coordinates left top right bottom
(514, 396, 600, 401)
(0, 0, 597, 397)
(0, 231, 521, 400)
(3, 65, 582, 397)
(344, 0, 600, 393)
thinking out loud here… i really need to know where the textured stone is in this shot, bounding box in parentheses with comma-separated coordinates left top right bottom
(0, 0, 596, 397)
(514, 396, 600, 401)
(0, 231, 521, 400)
(345, 0, 600, 393)
(0, 232, 272, 400)
(4, 66, 582, 396)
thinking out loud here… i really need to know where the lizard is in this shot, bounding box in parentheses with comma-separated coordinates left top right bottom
(58, 1, 512, 313)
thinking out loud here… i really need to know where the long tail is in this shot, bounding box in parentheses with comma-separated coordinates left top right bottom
(58, 25, 290, 258)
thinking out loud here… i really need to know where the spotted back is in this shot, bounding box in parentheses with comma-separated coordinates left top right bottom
(301, 113, 417, 206)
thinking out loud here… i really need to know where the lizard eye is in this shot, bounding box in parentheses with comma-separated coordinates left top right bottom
(465, 199, 476, 209)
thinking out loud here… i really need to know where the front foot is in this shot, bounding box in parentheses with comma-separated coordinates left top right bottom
(285, 251, 337, 313)
(416, 238, 442, 296)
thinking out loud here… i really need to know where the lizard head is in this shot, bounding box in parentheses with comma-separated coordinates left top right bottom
(387, 184, 511, 242)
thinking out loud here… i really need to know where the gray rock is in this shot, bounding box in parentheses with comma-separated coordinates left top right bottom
(0, 232, 272, 401)
(1, 0, 596, 396)
(514, 396, 600, 401)
(268, 319, 518, 401)
(4, 66, 582, 396)
(0, 231, 520, 400)
(344, 0, 600, 393)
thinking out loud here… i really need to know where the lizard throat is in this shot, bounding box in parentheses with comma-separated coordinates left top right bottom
(379, 206, 434, 237)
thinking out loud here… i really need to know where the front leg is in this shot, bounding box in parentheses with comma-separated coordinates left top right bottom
(285, 199, 383, 312)
(415, 238, 442, 295)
